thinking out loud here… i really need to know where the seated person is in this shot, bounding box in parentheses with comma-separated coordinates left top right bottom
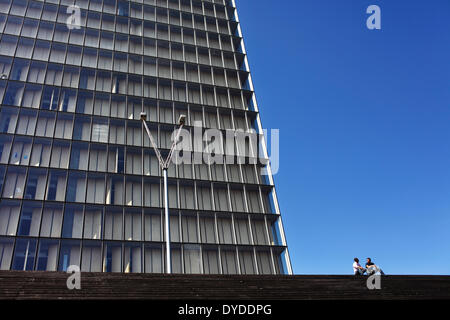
(365, 258, 377, 275)
(353, 258, 366, 275)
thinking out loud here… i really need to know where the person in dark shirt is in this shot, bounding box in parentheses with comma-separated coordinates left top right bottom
(366, 258, 376, 275)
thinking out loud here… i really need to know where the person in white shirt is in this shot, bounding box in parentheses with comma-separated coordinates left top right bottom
(353, 258, 366, 275)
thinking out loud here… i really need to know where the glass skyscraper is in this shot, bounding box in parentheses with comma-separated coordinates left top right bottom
(0, 0, 292, 275)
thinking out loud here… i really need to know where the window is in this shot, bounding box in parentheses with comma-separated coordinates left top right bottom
(24, 168, 47, 200)
(128, 76, 142, 96)
(130, 19, 142, 36)
(0, 201, 20, 236)
(12, 238, 37, 271)
(143, 178, 160, 207)
(239, 248, 256, 275)
(66, 45, 82, 65)
(124, 209, 142, 241)
(0, 237, 14, 270)
(91, 118, 109, 143)
(40, 204, 63, 237)
(86, 174, 106, 204)
(104, 208, 123, 240)
(106, 174, 124, 205)
(221, 248, 238, 274)
(53, 23, 69, 43)
(33, 40, 51, 61)
(103, 242, 122, 272)
(62, 204, 84, 238)
(46, 170, 67, 201)
(79, 68, 96, 90)
(115, 33, 128, 52)
(113, 53, 127, 73)
(66, 172, 86, 203)
(30, 139, 51, 167)
(63, 66, 80, 88)
(230, 188, 246, 212)
(144, 38, 156, 56)
(199, 214, 216, 244)
(214, 185, 229, 211)
(16, 109, 37, 135)
(109, 119, 125, 144)
(100, 31, 114, 52)
(118, 0, 129, 16)
(35, 112, 55, 138)
(36, 239, 59, 271)
(0, 35, 18, 56)
(0, 135, 12, 164)
(183, 245, 201, 274)
(89, 144, 107, 172)
(17, 202, 42, 237)
(9, 136, 32, 166)
(87, 11, 101, 29)
(2, 166, 26, 199)
(98, 50, 112, 70)
(37, 21, 54, 41)
(27, 1, 43, 19)
(82, 48, 98, 68)
(83, 207, 103, 239)
(3, 83, 24, 107)
(41, 87, 59, 110)
(54, 113, 74, 138)
(69, 142, 89, 171)
(144, 210, 161, 241)
(197, 185, 212, 210)
(217, 216, 234, 244)
(9, 59, 30, 81)
(91, 93, 108, 116)
(129, 55, 142, 74)
(181, 213, 198, 243)
(125, 177, 142, 206)
(50, 141, 70, 169)
(144, 244, 163, 273)
(126, 148, 142, 175)
(45, 64, 63, 86)
(203, 247, 220, 274)
(81, 241, 102, 272)
(235, 216, 251, 245)
(73, 115, 91, 141)
(58, 240, 81, 271)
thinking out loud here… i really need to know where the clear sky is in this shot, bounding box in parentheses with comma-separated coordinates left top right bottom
(236, 0, 450, 275)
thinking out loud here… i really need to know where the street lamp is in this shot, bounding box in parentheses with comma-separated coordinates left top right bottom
(141, 112, 185, 274)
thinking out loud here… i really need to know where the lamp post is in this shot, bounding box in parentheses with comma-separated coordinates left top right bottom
(141, 112, 186, 274)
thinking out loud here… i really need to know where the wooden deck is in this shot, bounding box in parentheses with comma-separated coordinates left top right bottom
(0, 271, 449, 300)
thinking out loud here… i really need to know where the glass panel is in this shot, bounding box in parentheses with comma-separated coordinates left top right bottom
(0, 201, 20, 236)
(183, 244, 201, 274)
(81, 241, 102, 272)
(58, 240, 81, 271)
(36, 239, 59, 271)
(12, 238, 37, 271)
(0, 237, 14, 270)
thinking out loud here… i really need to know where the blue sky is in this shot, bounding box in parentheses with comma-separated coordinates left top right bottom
(236, 0, 450, 275)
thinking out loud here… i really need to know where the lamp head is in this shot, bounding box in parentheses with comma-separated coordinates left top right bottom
(140, 112, 147, 121)
(0, 74, 7, 80)
(178, 114, 186, 125)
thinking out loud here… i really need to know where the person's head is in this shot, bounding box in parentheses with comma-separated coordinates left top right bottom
(366, 258, 371, 263)
(354, 258, 359, 263)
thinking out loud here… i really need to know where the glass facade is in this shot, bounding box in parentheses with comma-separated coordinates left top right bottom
(0, 0, 291, 274)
